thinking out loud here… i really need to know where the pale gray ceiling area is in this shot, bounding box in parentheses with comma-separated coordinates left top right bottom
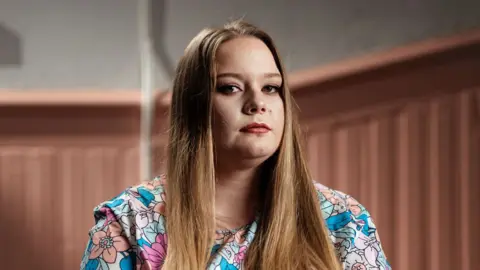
(0, 0, 479, 89)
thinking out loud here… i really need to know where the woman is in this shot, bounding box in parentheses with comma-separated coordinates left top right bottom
(81, 20, 390, 270)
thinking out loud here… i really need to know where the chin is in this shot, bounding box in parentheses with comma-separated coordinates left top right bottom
(215, 143, 279, 169)
(235, 152, 273, 169)
(238, 144, 278, 160)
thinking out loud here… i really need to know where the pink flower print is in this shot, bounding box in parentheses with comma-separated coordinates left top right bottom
(159, 174, 167, 185)
(322, 191, 340, 205)
(222, 228, 247, 245)
(144, 175, 166, 190)
(354, 234, 379, 267)
(137, 250, 154, 270)
(234, 229, 247, 245)
(347, 197, 362, 216)
(153, 201, 166, 215)
(98, 207, 118, 227)
(89, 222, 130, 263)
(234, 246, 247, 264)
(153, 193, 166, 215)
(136, 211, 151, 229)
(351, 262, 367, 270)
(143, 233, 168, 269)
(145, 175, 167, 189)
(215, 231, 226, 241)
(137, 249, 150, 270)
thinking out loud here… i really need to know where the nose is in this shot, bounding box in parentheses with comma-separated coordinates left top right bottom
(243, 97, 267, 115)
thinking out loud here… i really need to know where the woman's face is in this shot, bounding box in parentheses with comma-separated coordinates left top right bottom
(212, 37, 285, 167)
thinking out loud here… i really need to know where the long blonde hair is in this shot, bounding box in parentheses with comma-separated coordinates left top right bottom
(164, 20, 341, 270)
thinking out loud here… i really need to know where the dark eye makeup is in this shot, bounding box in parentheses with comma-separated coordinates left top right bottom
(216, 84, 281, 95)
(216, 84, 241, 94)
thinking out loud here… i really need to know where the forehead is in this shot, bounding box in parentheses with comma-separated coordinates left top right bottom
(215, 37, 280, 74)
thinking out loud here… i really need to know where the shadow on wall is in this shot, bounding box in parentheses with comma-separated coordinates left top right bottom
(0, 22, 22, 66)
(150, 0, 175, 78)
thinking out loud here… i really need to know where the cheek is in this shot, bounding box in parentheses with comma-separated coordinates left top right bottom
(271, 99, 285, 130)
(212, 101, 238, 137)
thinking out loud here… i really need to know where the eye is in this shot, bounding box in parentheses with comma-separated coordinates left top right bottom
(216, 84, 241, 94)
(263, 85, 280, 94)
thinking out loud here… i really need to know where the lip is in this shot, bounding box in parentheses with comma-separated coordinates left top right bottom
(240, 122, 271, 134)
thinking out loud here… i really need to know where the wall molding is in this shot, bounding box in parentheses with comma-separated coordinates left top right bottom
(0, 90, 140, 106)
(288, 27, 480, 90)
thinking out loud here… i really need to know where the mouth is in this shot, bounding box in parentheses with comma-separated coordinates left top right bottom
(240, 122, 271, 134)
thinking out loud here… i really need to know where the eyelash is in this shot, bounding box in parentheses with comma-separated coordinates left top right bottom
(216, 84, 281, 94)
(263, 85, 281, 93)
(216, 84, 240, 94)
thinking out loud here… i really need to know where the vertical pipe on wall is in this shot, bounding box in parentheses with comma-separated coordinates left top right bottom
(138, 0, 154, 181)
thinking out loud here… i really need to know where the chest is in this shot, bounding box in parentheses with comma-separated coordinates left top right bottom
(207, 222, 257, 270)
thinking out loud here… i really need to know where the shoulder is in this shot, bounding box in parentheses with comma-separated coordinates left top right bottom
(91, 175, 167, 231)
(82, 176, 168, 269)
(88, 175, 167, 241)
(313, 182, 391, 269)
(313, 182, 365, 223)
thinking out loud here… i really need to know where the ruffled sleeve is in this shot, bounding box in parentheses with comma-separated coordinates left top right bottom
(80, 191, 136, 270)
(80, 179, 169, 270)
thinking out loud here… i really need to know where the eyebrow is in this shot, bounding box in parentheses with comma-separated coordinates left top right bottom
(216, 72, 282, 79)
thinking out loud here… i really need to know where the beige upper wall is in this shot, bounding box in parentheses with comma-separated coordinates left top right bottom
(1, 0, 479, 90)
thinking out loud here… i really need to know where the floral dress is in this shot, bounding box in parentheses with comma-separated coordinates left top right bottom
(80, 176, 391, 269)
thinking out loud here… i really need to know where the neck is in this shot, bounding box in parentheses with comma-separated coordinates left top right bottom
(214, 166, 261, 230)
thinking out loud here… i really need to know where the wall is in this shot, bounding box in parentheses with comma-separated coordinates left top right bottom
(0, 104, 142, 269)
(1, 29, 479, 269)
(1, 0, 480, 89)
(0, 0, 140, 89)
(303, 88, 479, 270)
(0, 94, 169, 269)
(1, 3, 480, 268)
(294, 37, 480, 269)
